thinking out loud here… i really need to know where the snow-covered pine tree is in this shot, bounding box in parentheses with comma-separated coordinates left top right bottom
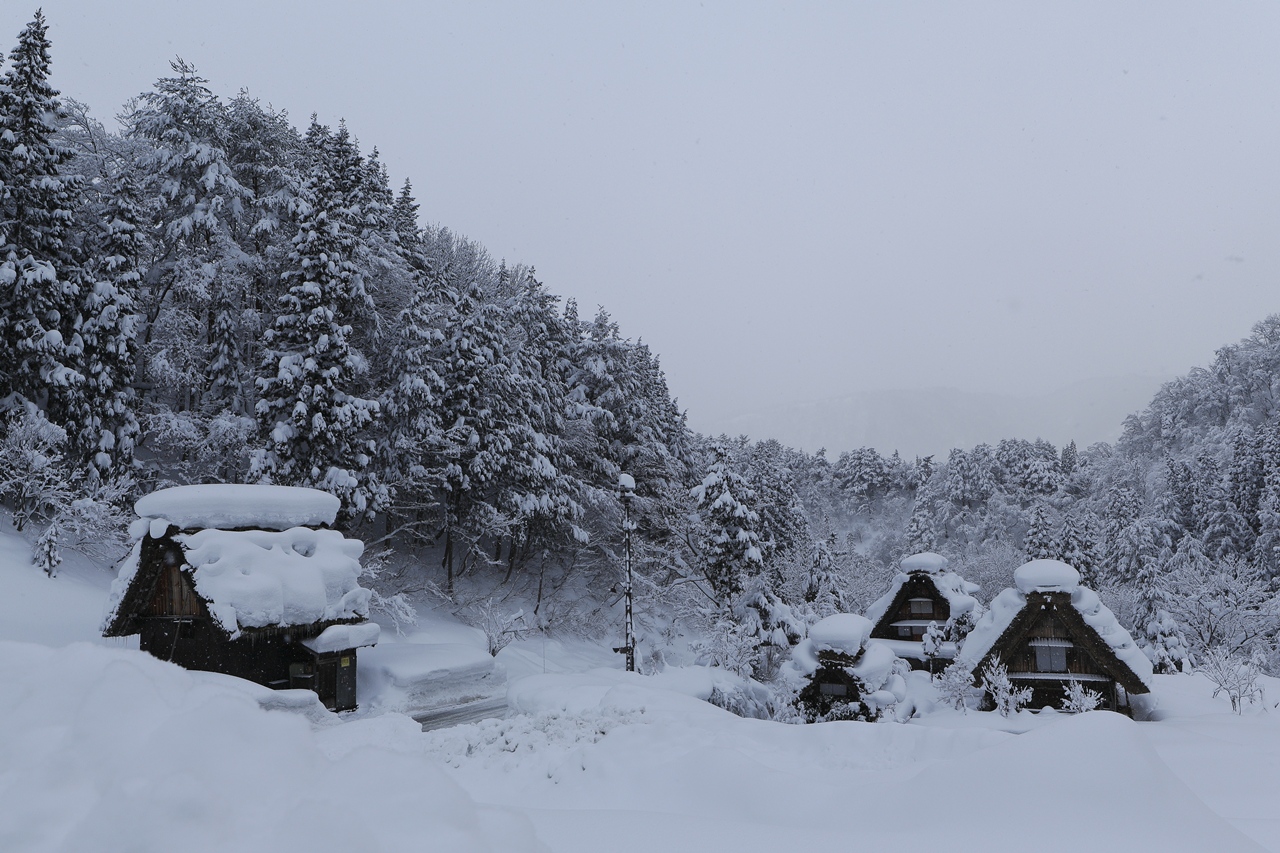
(77, 167, 144, 478)
(903, 499, 937, 552)
(0, 12, 87, 433)
(35, 517, 60, 577)
(1060, 440, 1078, 476)
(1056, 511, 1100, 587)
(803, 533, 850, 618)
(392, 178, 421, 253)
(691, 443, 766, 605)
(1024, 502, 1057, 560)
(250, 148, 379, 519)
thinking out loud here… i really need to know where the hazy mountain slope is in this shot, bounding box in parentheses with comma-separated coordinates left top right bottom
(701, 375, 1168, 458)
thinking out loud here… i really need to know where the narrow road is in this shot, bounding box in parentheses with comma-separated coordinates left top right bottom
(414, 695, 508, 731)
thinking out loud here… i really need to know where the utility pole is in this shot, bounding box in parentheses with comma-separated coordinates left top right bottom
(613, 472, 636, 672)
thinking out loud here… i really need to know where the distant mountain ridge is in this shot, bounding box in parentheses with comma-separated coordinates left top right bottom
(698, 376, 1169, 459)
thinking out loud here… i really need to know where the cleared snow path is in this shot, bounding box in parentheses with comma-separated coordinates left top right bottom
(416, 696, 509, 731)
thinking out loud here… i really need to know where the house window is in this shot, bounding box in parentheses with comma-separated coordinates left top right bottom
(909, 598, 934, 617)
(819, 682, 848, 697)
(1028, 638, 1072, 672)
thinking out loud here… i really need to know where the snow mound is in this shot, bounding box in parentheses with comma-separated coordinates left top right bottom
(1014, 558, 1080, 593)
(178, 527, 369, 634)
(359, 642, 503, 715)
(807, 613, 873, 656)
(900, 551, 949, 573)
(134, 484, 340, 532)
(0, 641, 543, 853)
(300, 622, 381, 654)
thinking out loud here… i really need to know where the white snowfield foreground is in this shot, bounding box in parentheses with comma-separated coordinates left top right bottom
(1, 533, 1277, 853)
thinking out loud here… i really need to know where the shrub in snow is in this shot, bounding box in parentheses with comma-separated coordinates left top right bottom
(922, 621, 943, 673)
(935, 661, 974, 713)
(1063, 679, 1102, 713)
(707, 681, 776, 721)
(692, 616, 759, 679)
(467, 598, 527, 656)
(981, 657, 1031, 717)
(35, 519, 61, 578)
(1198, 646, 1265, 713)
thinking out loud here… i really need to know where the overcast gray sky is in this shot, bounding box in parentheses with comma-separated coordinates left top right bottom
(9, 2, 1280, 448)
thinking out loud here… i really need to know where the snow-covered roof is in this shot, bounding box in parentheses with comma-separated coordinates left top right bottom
(179, 527, 369, 636)
(808, 613, 873, 657)
(105, 524, 372, 638)
(864, 564, 982, 628)
(788, 613, 900, 697)
(959, 564, 1153, 690)
(300, 622, 380, 654)
(1014, 559, 1080, 594)
(134, 484, 340, 532)
(899, 551, 949, 573)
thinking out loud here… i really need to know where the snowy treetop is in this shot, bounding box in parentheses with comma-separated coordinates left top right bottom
(133, 484, 341, 532)
(1014, 559, 1080, 594)
(899, 551, 948, 574)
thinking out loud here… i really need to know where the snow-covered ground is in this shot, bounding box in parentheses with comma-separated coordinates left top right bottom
(2, 529, 1279, 852)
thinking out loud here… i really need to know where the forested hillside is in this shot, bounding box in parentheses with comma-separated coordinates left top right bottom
(2, 12, 1277, 682)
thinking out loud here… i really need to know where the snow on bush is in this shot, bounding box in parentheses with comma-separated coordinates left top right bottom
(1063, 678, 1102, 714)
(981, 657, 1032, 717)
(1198, 646, 1265, 713)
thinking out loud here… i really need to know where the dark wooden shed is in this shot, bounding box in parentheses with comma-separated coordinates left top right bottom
(102, 485, 379, 712)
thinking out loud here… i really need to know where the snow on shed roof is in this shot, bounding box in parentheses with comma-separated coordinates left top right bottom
(959, 565, 1153, 689)
(180, 527, 369, 636)
(134, 484, 340, 532)
(809, 613, 873, 656)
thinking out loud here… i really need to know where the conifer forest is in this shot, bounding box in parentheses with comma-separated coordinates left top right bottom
(3, 9, 1280, 684)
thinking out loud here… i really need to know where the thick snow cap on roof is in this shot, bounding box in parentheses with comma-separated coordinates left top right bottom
(134, 484, 340, 532)
(178, 526, 369, 636)
(809, 613, 873, 656)
(1015, 559, 1080, 594)
(900, 551, 949, 574)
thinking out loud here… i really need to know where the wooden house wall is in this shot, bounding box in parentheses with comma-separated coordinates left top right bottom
(1002, 609, 1110, 681)
(870, 573, 952, 641)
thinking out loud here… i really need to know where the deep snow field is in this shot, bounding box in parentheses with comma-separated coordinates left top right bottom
(3, 528, 1280, 853)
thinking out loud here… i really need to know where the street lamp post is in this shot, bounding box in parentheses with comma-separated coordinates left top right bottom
(614, 472, 636, 672)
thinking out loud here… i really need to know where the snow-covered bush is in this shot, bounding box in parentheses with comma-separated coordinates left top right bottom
(1063, 679, 1102, 713)
(981, 657, 1031, 717)
(935, 661, 974, 712)
(922, 621, 943, 672)
(1198, 647, 1264, 713)
(467, 598, 527, 657)
(692, 615, 759, 679)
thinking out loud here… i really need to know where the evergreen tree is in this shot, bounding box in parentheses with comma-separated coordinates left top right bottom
(903, 499, 937, 552)
(250, 150, 379, 518)
(77, 167, 143, 477)
(803, 533, 849, 618)
(0, 11, 87, 431)
(1024, 502, 1057, 560)
(1060, 440, 1078, 476)
(1056, 511, 1099, 587)
(691, 443, 766, 605)
(392, 177, 421, 252)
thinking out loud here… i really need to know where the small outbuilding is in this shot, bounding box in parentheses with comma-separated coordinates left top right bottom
(102, 484, 380, 711)
(788, 613, 906, 723)
(959, 559, 1152, 713)
(864, 552, 982, 670)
